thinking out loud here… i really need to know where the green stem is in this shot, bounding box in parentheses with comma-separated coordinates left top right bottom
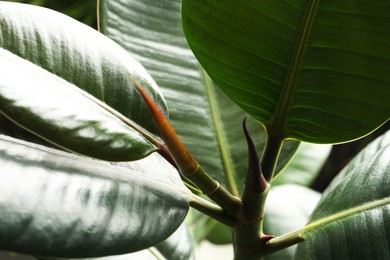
(260, 135, 284, 181)
(133, 80, 242, 216)
(233, 132, 284, 259)
(262, 230, 304, 256)
(96, 0, 101, 32)
(148, 247, 165, 259)
(189, 194, 237, 227)
(232, 188, 272, 260)
(232, 121, 276, 260)
(189, 166, 242, 216)
(233, 224, 262, 260)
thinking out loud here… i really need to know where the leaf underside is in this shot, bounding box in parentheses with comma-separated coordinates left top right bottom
(182, 0, 390, 144)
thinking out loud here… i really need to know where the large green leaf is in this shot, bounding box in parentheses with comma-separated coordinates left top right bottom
(295, 130, 390, 259)
(0, 134, 189, 258)
(182, 0, 390, 143)
(0, 2, 167, 136)
(154, 222, 195, 260)
(0, 48, 155, 161)
(38, 248, 164, 260)
(99, 0, 298, 195)
(38, 223, 195, 260)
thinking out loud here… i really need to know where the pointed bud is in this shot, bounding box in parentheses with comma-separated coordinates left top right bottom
(132, 80, 198, 175)
(242, 117, 268, 193)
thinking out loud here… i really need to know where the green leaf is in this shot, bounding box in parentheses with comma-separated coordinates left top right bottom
(263, 185, 321, 260)
(38, 249, 163, 260)
(0, 114, 58, 149)
(99, 0, 298, 195)
(38, 223, 195, 260)
(271, 143, 331, 187)
(155, 223, 196, 260)
(0, 135, 189, 258)
(0, 2, 167, 136)
(295, 130, 390, 259)
(182, 0, 390, 144)
(0, 48, 155, 161)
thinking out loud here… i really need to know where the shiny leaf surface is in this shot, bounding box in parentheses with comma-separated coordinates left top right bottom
(0, 135, 189, 257)
(38, 250, 163, 260)
(0, 2, 167, 136)
(38, 223, 195, 260)
(99, 0, 298, 195)
(296, 131, 390, 259)
(0, 48, 155, 161)
(182, 0, 390, 143)
(155, 223, 196, 260)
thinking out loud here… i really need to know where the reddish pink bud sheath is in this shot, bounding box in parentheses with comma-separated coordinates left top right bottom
(133, 80, 198, 175)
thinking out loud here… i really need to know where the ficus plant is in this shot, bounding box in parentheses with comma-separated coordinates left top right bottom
(0, 0, 390, 259)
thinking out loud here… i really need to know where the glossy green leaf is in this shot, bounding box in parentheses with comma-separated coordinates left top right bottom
(0, 114, 58, 150)
(295, 130, 390, 259)
(271, 143, 331, 187)
(99, 0, 298, 195)
(0, 2, 167, 136)
(0, 135, 190, 258)
(263, 185, 321, 260)
(38, 223, 195, 260)
(38, 249, 164, 260)
(182, 0, 390, 143)
(0, 48, 155, 161)
(155, 223, 195, 260)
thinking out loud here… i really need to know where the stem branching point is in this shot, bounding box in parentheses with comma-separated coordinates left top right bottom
(133, 79, 242, 215)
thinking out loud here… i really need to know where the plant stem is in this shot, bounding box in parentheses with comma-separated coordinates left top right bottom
(133, 80, 242, 215)
(188, 166, 242, 216)
(96, 0, 101, 32)
(233, 229, 304, 259)
(232, 120, 275, 260)
(260, 134, 284, 181)
(233, 225, 262, 260)
(189, 194, 237, 227)
(262, 230, 304, 256)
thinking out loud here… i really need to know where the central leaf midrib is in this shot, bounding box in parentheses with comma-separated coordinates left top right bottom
(269, 196, 390, 249)
(303, 197, 390, 233)
(269, 0, 319, 136)
(202, 69, 239, 196)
